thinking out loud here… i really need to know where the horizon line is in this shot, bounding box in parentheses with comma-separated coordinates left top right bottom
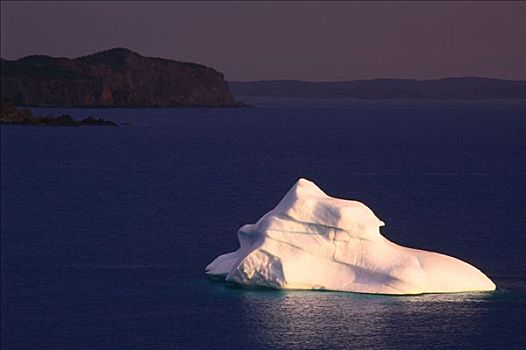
(228, 77, 526, 83)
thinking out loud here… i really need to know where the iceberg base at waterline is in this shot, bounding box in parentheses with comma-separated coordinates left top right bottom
(206, 179, 496, 295)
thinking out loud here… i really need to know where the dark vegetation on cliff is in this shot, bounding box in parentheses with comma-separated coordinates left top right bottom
(229, 78, 526, 100)
(1, 48, 242, 107)
(1, 100, 117, 126)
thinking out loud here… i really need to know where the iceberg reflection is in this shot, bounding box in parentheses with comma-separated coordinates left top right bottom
(236, 290, 492, 349)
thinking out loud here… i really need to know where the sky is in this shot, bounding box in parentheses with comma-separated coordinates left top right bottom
(1, 1, 524, 81)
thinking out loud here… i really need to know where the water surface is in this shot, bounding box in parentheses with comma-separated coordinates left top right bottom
(2, 100, 525, 349)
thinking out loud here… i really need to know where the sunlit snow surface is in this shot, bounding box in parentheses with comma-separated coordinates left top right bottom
(207, 179, 496, 294)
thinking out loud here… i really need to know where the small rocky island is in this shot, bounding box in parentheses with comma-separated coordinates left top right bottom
(1, 101, 117, 126)
(1, 48, 243, 107)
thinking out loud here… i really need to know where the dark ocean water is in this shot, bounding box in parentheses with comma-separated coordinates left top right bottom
(1, 100, 525, 349)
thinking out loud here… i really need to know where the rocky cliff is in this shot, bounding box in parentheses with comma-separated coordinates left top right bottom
(1, 48, 242, 107)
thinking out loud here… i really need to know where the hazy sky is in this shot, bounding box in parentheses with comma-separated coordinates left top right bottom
(1, 1, 525, 81)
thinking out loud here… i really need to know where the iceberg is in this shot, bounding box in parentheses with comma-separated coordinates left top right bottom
(206, 179, 496, 295)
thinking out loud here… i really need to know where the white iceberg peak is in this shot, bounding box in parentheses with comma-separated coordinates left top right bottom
(273, 178, 385, 237)
(206, 179, 496, 295)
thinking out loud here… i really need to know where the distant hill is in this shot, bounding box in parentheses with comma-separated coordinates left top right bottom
(229, 78, 526, 100)
(1, 48, 243, 107)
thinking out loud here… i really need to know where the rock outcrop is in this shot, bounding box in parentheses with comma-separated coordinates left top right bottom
(1, 100, 117, 126)
(1, 48, 242, 107)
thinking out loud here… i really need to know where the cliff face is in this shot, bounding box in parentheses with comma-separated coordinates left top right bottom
(1, 48, 242, 107)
